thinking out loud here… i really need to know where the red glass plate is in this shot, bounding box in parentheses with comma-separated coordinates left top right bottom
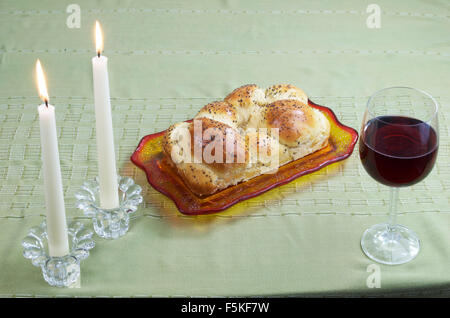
(131, 100, 358, 215)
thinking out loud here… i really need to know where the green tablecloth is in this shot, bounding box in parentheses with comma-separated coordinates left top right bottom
(0, 0, 449, 297)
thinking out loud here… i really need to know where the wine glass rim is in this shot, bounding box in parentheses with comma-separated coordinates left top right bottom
(366, 86, 439, 126)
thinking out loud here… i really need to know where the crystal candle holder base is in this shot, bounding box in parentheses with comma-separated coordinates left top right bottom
(75, 176, 143, 239)
(22, 221, 95, 287)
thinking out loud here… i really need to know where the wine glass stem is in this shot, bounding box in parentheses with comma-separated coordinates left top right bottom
(388, 187, 399, 230)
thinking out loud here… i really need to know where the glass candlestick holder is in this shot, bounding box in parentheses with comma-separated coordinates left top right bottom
(75, 176, 143, 239)
(22, 221, 95, 287)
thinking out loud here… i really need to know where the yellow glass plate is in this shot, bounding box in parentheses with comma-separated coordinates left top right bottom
(131, 100, 358, 214)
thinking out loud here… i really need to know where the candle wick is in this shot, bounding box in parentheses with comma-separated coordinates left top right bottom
(45, 100, 48, 107)
(98, 51, 101, 58)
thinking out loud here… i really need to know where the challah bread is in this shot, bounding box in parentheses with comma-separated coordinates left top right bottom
(162, 84, 331, 196)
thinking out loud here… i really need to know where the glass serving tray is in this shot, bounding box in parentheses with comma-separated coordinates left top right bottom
(131, 100, 358, 215)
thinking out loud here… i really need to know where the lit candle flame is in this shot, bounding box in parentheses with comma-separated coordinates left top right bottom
(35, 59, 49, 105)
(95, 21, 103, 57)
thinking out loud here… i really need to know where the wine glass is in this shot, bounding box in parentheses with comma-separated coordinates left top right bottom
(359, 87, 439, 265)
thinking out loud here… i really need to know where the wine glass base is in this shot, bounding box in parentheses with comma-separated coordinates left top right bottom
(361, 223, 420, 265)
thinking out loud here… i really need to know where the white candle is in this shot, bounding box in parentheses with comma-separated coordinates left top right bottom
(92, 21, 119, 209)
(36, 60, 70, 257)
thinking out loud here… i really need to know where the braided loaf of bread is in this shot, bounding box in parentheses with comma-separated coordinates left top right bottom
(162, 84, 330, 196)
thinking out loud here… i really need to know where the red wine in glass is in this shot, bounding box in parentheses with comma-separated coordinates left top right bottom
(360, 87, 439, 265)
(360, 115, 438, 187)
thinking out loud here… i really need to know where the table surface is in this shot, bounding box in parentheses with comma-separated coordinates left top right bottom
(0, 0, 449, 297)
